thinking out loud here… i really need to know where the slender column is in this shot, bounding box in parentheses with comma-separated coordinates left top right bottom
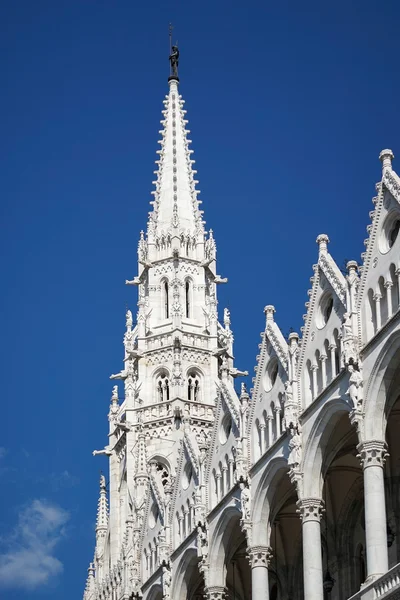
(329, 344, 337, 378)
(297, 498, 324, 600)
(184, 509, 189, 538)
(178, 515, 183, 542)
(311, 365, 318, 399)
(357, 441, 389, 579)
(216, 473, 221, 501)
(396, 269, 400, 309)
(222, 466, 228, 495)
(259, 424, 266, 454)
(267, 416, 273, 446)
(320, 354, 327, 389)
(385, 281, 393, 318)
(374, 293, 382, 330)
(228, 459, 234, 487)
(249, 546, 272, 600)
(275, 408, 281, 438)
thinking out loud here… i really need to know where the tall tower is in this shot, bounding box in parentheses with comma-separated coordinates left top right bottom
(86, 46, 238, 598)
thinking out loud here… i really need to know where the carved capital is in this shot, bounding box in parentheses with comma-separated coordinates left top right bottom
(297, 498, 324, 523)
(206, 586, 226, 600)
(248, 546, 272, 568)
(357, 440, 388, 469)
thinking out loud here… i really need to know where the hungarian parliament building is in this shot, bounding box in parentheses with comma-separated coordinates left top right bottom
(83, 59, 400, 600)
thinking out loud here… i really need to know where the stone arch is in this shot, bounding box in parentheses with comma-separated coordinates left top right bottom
(144, 583, 163, 600)
(207, 505, 241, 587)
(363, 329, 400, 440)
(171, 547, 204, 600)
(301, 396, 351, 498)
(251, 457, 289, 546)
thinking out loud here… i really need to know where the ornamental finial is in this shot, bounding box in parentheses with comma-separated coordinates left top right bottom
(168, 23, 179, 81)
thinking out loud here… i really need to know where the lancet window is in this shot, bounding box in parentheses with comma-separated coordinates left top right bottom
(187, 371, 200, 401)
(156, 372, 170, 402)
(185, 280, 191, 318)
(162, 280, 169, 319)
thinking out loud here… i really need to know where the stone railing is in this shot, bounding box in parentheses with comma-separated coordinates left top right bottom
(348, 563, 400, 600)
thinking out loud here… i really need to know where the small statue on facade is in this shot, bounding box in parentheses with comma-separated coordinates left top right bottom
(346, 364, 363, 409)
(341, 312, 358, 366)
(162, 565, 172, 599)
(240, 483, 251, 521)
(126, 309, 133, 329)
(283, 381, 298, 431)
(197, 523, 208, 557)
(288, 427, 302, 469)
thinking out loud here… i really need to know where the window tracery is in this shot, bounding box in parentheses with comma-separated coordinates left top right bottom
(156, 372, 170, 402)
(187, 371, 200, 401)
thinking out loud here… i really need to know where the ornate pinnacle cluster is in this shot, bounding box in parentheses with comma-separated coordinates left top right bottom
(147, 78, 204, 238)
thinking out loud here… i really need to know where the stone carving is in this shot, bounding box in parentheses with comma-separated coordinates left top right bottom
(239, 383, 249, 437)
(341, 312, 358, 366)
(162, 564, 172, 599)
(197, 523, 208, 558)
(297, 498, 324, 523)
(346, 364, 363, 409)
(288, 427, 302, 469)
(206, 586, 226, 600)
(240, 482, 251, 521)
(357, 440, 388, 469)
(248, 546, 272, 568)
(126, 309, 133, 329)
(283, 381, 298, 431)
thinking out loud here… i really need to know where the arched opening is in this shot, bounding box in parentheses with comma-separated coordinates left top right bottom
(321, 412, 365, 598)
(185, 279, 191, 318)
(187, 370, 200, 401)
(156, 371, 170, 402)
(225, 517, 251, 600)
(173, 549, 205, 600)
(162, 280, 169, 319)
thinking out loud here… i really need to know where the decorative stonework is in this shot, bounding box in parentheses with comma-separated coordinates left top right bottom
(206, 586, 226, 600)
(357, 440, 389, 469)
(383, 168, 400, 202)
(297, 498, 324, 523)
(247, 546, 272, 568)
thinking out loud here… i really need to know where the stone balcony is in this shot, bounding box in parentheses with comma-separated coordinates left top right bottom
(348, 563, 400, 600)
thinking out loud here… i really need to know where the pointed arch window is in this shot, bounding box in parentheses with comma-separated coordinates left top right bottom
(185, 280, 191, 318)
(156, 372, 170, 402)
(187, 371, 200, 401)
(163, 281, 169, 319)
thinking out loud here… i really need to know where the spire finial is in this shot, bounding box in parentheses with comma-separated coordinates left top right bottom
(168, 24, 179, 81)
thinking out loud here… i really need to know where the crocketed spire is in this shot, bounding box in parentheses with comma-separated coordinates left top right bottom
(96, 473, 108, 534)
(148, 79, 204, 238)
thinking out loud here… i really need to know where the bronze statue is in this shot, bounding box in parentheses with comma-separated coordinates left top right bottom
(169, 45, 179, 78)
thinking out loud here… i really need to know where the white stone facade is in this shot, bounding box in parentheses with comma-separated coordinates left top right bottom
(83, 76, 400, 600)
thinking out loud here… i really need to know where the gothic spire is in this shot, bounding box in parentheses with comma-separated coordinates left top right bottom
(96, 473, 109, 534)
(147, 52, 204, 239)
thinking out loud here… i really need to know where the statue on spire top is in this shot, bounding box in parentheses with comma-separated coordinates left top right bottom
(169, 45, 179, 78)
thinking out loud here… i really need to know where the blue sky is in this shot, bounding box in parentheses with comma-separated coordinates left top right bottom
(1, 1, 399, 597)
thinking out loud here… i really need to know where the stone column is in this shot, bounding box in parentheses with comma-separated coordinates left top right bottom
(357, 440, 389, 579)
(267, 416, 273, 446)
(311, 365, 318, 399)
(385, 281, 393, 318)
(249, 546, 272, 600)
(329, 344, 337, 378)
(275, 408, 281, 438)
(297, 498, 324, 600)
(320, 354, 327, 389)
(259, 424, 266, 454)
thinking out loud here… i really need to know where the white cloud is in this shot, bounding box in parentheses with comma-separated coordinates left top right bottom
(0, 499, 69, 590)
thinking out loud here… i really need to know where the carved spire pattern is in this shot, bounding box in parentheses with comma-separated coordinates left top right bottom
(149, 78, 204, 237)
(96, 474, 109, 533)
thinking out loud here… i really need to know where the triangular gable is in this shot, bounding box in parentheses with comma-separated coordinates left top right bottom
(299, 235, 347, 373)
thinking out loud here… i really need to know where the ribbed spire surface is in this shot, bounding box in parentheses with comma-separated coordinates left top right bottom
(148, 79, 204, 237)
(96, 474, 108, 533)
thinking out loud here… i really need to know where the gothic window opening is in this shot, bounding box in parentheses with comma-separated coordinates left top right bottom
(163, 281, 169, 319)
(185, 280, 191, 318)
(187, 371, 200, 401)
(156, 372, 170, 402)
